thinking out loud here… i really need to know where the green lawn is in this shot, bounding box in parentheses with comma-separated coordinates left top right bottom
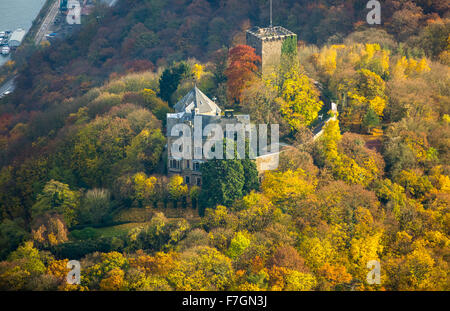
(112, 208, 154, 223)
(87, 207, 202, 239)
(93, 222, 150, 238)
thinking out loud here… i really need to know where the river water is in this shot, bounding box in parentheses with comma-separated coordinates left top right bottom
(0, 0, 46, 66)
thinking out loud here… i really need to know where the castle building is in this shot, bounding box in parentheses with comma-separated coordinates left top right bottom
(166, 86, 250, 186)
(246, 26, 297, 75)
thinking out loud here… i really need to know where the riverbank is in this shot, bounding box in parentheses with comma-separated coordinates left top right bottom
(24, 0, 57, 46)
(0, 0, 55, 87)
(34, 0, 60, 45)
(0, 0, 116, 90)
(0, 0, 48, 66)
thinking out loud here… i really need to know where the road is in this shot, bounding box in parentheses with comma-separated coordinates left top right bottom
(34, 0, 60, 45)
(0, 77, 15, 98)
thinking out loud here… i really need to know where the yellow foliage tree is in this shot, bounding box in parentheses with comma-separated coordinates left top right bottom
(369, 96, 387, 117)
(318, 46, 337, 76)
(134, 172, 157, 207)
(364, 43, 381, 60)
(168, 175, 188, 205)
(415, 58, 431, 73)
(349, 231, 383, 281)
(262, 169, 317, 212)
(192, 63, 204, 81)
(279, 69, 323, 130)
(321, 119, 379, 186)
(99, 268, 126, 291)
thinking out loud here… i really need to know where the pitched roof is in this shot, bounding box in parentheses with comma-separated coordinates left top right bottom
(173, 86, 221, 115)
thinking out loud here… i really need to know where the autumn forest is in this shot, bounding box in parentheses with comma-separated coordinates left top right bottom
(0, 0, 449, 291)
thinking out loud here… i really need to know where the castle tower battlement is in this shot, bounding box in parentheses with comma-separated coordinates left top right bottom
(246, 26, 297, 75)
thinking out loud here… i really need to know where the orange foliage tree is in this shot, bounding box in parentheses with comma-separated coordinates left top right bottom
(225, 45, 261, 104)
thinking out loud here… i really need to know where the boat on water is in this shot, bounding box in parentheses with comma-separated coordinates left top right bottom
(0, 30, 11, 45)
(1, 46, 10, 56)
(0, 30, 12, 37)
(0, 28, 25, 55)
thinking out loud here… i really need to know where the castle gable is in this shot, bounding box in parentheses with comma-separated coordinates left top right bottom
(173, 86, 221, 116)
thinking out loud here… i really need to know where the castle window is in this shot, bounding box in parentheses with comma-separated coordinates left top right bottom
(186, 160, 190, 169)
(185, 176, 190, 184)
(196, 177, 201, 186)
(193, 162, 200, 171)
(170, 159, 180, 169)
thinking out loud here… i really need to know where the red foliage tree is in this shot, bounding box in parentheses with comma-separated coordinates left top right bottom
(225, 45, 261, 104)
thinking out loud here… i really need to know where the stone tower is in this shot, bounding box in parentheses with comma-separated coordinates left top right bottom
(246, 26, 297, 75)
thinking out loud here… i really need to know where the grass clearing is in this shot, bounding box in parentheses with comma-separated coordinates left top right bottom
(93, 222, 150, 238)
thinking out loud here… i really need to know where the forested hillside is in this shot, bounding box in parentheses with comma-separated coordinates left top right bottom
(0, 0, 449, 291)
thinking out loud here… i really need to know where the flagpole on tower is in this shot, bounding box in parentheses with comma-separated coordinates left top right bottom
(270, 0, 273, 28)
